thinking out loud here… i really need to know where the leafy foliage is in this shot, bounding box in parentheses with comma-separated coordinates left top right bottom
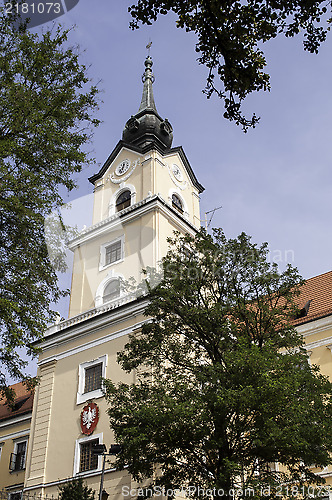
(0, 9, 99, 398)
(128, 0, 331, 130)
(105, 229, 332, 498)
(58, 477, 95, 500)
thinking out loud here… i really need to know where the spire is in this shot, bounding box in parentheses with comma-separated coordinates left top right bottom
(138, 56, 157, 112)
(122, 55, 173, 151)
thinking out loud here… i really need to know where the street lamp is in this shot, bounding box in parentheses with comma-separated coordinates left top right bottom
(92, 443, 122, 500)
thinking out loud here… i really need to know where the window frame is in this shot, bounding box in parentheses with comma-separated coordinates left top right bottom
(172, 193, 184, 213)
(99, 236, 124, 271)
(108, 184, 136, 217)
(73, 432, 103, 476)
(115, 189, 132, 212)
(84, 363, 103, 394)
(79, 438, 99, 473)
(102, 278, 120, 304)
(168, 190, 189, 219)
(76, 355, 107, 405)
(9, 438, 28, 472)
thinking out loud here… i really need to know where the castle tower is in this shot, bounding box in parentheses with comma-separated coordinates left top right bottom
(24, 56, 204, 497)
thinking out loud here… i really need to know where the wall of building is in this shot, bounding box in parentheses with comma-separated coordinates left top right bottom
(0, 418, 31, 491)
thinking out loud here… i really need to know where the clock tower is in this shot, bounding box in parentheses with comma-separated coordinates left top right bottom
(24, 56, 204, 497)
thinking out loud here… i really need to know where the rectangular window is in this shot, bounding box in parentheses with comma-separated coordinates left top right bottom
(84, 363, 102, 393)
(99, 236, 124, 271)
(77, 355, 107, 405)
(79, 439, 99, 472)
(9, 440, 27, 471)
(105, 240, 121, 265)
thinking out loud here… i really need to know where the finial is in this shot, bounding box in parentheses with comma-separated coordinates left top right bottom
(142, 55, 155, 84)
(139, 53, 156, 112)
(146, 40, 152, 56)
(122, 51, 173, 149)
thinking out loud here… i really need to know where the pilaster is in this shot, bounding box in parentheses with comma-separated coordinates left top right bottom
(24, 359, 57, 490)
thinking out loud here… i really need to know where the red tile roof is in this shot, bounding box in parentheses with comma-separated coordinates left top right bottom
(0, 382, 34, 422)
(294, 270, 332, 326)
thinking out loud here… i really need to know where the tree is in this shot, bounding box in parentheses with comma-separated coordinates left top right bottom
(128, 0, 331, 130)
(0, 9, 99, 399)
(58, 477, 95, 500)
(105, 229, 332, 499)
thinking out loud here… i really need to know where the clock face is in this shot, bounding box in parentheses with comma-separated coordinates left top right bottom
(116, 159, 130, 176)
(172, 164, 183, 181)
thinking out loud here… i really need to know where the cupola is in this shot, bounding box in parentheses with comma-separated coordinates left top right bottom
(122, 56, 173, 151)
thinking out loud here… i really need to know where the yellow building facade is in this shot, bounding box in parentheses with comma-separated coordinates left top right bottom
(22, 56, 204, 498)
(1, 56, 332, 499)
(0, 382, 34, 499)
(292, 271, 332, 491)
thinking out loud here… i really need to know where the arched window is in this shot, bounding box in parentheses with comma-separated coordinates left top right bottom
(172, 193, 183, 214)
(116, 190, 131, 212)
(103, 279, 120, 304)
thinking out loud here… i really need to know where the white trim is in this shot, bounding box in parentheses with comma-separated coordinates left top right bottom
(296, 315, 332, 338)
(165, 163, 189, 191)
(304, 336, 332, 351)
(73, 432, 103, 476)
(109, 184, 136, 217)
(23, 465, 120, 492)
(0, 414, 31, 430)
(68, 195, 197, 251)
(41, 299, 149, 352)
(168, 189, 189, 219)
(95, 271, 124, 308)
(76, 354, 108, 405)
(0, 429, 30, 442)
(93, 147, 143, 188)
(8, 490, 23, 500)
(99, 235, 124, 271)
(39, 320, 147, 366)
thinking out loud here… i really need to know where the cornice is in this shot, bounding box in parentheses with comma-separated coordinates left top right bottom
(0, 419, 31, 434)
(39, 319, 147, 365)
(304, 336, 332, 351)
(23, 466, 120, 492)
(296, 314, 332, 338)
(40, 297, 149, 351)
(68, 194, 198, 251)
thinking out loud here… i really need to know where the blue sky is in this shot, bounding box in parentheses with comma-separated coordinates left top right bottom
(47, 0, 332, 286)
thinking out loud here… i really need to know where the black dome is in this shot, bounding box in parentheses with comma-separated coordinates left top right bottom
(122, 56, 173, 150)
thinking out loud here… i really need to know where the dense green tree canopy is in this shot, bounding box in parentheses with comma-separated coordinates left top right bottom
(105, 229, 332, 499)
(0, 10, 99, 399)
(129, 0, 331, 130)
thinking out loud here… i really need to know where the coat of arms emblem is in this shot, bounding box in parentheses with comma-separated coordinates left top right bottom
(80, 402, 99, 435)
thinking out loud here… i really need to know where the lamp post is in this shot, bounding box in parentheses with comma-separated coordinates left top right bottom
(92, 443, 122, 500)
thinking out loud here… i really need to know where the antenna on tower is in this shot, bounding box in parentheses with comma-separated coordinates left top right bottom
(203, 206, 223, 229)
